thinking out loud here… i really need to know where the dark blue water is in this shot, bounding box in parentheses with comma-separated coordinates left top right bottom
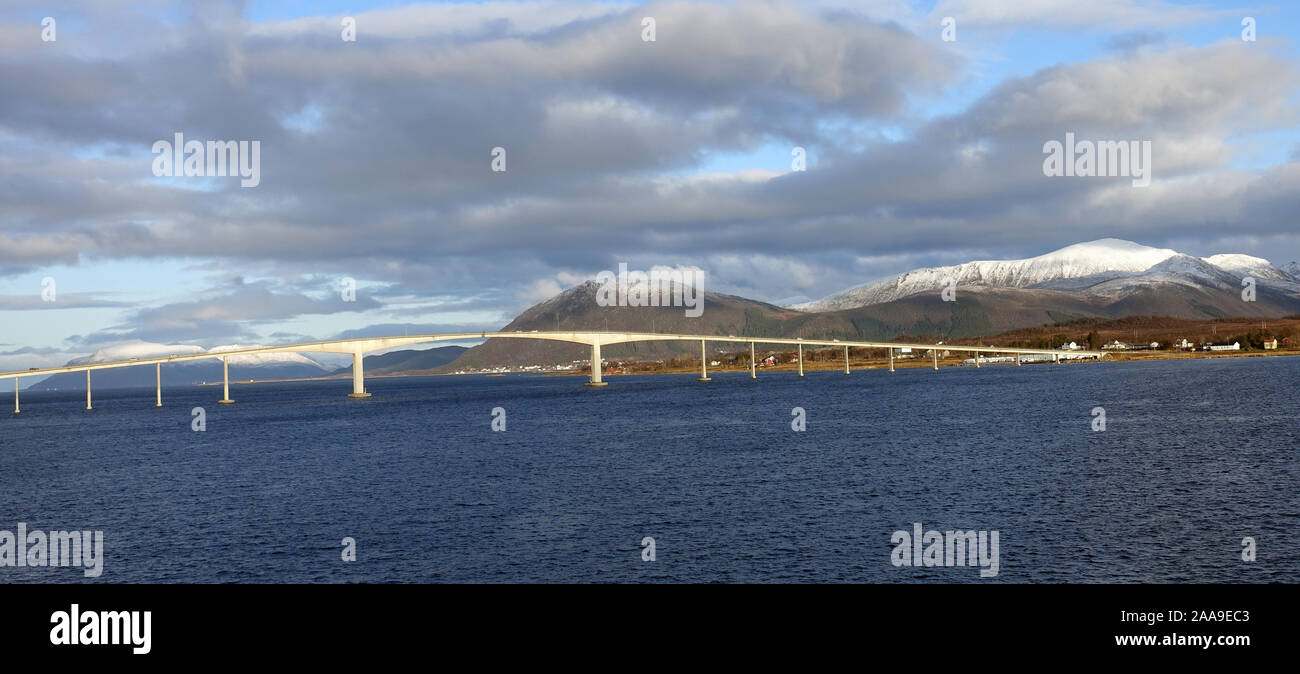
(2, 357, 1297, 583)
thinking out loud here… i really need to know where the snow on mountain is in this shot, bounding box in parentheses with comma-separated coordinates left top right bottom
(71, 341, 205, 365)
(794, 238, 1300, 312)
(792, 239, 1178, 312)
(1093, 254, 1239, 292)
(68, 341, 326, 370)
(205, 344, 327, 369)
(1202, 254, 1292, 281)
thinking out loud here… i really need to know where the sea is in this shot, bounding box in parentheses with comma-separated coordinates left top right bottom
(2, 356, 1296, 583)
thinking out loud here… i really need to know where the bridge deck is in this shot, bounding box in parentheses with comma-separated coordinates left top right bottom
(2, 331, 1104, 411)
(0, 331, 1104, 379)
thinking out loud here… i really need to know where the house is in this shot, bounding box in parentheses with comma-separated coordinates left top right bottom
(1058, 341, 1080, 351)
(1172, 338, 1193, 350)
(1263, 338, 1278, 350)
(1208, 342, 1241, 351)
(1102, 340, 1130, 350)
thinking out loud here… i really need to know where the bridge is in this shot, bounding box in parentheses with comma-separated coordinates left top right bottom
(0, 331, 1106, 413)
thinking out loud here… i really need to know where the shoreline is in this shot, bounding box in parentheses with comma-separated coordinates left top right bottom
(181, 347, 1300, 386)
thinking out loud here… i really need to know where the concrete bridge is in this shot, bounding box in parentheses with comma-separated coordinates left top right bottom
(0, 331, 1105, 413)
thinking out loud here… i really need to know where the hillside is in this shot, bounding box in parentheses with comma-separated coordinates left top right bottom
(792, 238, 1300, 317)
(329, 346, 467, 376)
(439, 238, 1300, 372)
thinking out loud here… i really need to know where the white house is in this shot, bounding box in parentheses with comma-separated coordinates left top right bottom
(1208, 342, 1241, 351)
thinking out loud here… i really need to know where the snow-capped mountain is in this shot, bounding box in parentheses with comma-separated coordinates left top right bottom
(204, 343, 327, 368)
(793, 239, 1300, 312)
(31, 341, 329, 391)
(65, 340, 327, 368)
(450, 242, 1300, 371)
(1201, 254, 1294, 281)
(69, 341, 205, 364)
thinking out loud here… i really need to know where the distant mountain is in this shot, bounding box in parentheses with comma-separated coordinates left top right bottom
(443, 281, 800, 369)
(442, 238, 1300, 372)
(792, 239, 1180, 311)
(29, 341, 329, 391)
(792, 238, 1300, 316)
(329, 346, 467, 375)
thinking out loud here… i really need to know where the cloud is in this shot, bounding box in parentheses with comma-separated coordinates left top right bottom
(1, 0, 1300, 339)
(327, 323, 498, 340)
(67, 281, 383, 344)
(931, 0, 1223, 32)
(0, 291, 127, 310)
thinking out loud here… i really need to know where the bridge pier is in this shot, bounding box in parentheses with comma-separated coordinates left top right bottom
(13, 378, 18, 414)
(348, 350, 371, 398)
(750, 342, 756, 379)
(1016, 354, 1022, 366)
(85, 370, 92, 410)
(974, 351, 980, 368)
(797, 343, 804, 377)
(585, 342, 607, 386)
(1054, 353, 1060, 365)
(888, 348, 894, 373)
(844, 345, 850, 374)
(932, 349, 938, 371)
(696, 340, 710, 381)
(218, 357, 234, 404)
(155, 363, 162, 407)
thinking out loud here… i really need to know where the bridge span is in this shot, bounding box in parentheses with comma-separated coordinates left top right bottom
(0, 331, 1105, 412)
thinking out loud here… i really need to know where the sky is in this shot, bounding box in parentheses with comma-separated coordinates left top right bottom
(2, 0, 1299, 373)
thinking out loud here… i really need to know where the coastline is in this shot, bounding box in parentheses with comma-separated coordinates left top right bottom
(194, 346, 1300, 385)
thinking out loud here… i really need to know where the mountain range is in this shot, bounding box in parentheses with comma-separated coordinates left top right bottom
(443, 238, 1300, 369)
(28, 342, 331, 391)
(327, 345, 467, 375)
(30, 342, 472, 391)
(30, 239, 1300, 382)
(791, 239, 1300, 313)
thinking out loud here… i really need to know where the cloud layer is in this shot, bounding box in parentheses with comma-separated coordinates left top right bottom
(1, 0, 1298, 354)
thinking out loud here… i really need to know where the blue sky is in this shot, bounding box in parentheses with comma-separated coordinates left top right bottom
(3, 0, 1299, 376)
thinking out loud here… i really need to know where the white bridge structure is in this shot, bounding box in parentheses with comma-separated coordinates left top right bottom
(0, 331, 1105, 413)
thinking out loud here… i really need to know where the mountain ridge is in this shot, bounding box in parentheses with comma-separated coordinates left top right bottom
(792, 238, 1300, 312)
